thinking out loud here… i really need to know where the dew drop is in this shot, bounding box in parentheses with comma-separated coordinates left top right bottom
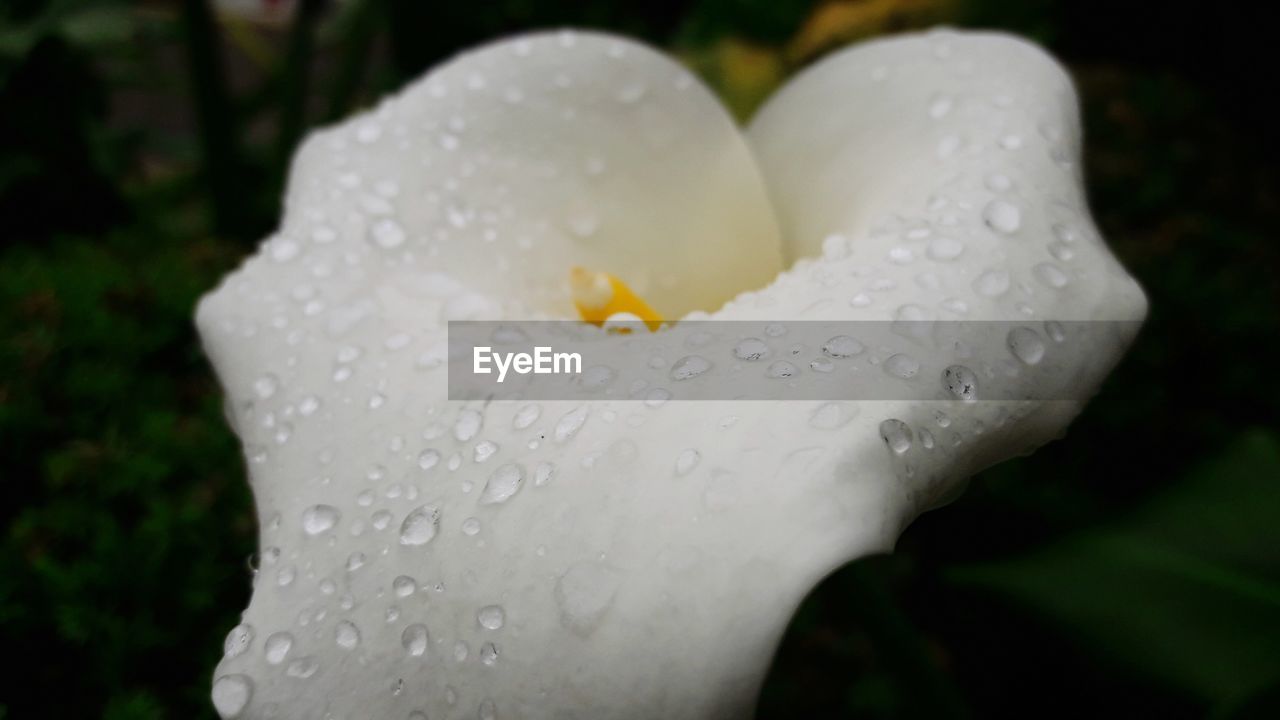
(883, 354, 920, 379)
(670, 355, 712, 381)
(1007, 327, 1046, 365)
(513, 404, 541, 429)
(286, 657, 319, 679)
(264, 632, 293, 665)
(370, 219, 406, 249)
(555, 561, 621, 636)
(417, 449, 441, 471)
(454, 409, 483, 442)
(477, 605, 506, 630)
(223, 624, 253, 658)
(927, 237, 965, 261)
(302, 505, 340, 535)
(480, 464, 524, 505)
(822, 335, 864, 358)
(1034, 262, 1069, 288)
(534, 462, 555, 486)
(253, 374, 279, 400)
(392, 576, 417, 599)
(733, 338, 769, 361)
(675, 449, 701, 476)
(973, 269, 1011, 296)
(399, 506, 440, 546)
(879, 419, 913, 455)
(335, 620, 361, 650)
(473, 440, 499, 463)
(212, 675, 253, 718)
(982, 199, 1021, 234)
(767, 360, 798, 378)
(810, 402, 854, 430)
(943, 365, 979, 400)
(401, 623, 429, 657)
(554, 406, 588, 442)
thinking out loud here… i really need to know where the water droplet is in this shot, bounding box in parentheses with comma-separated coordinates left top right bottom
(480, 464, 524, 505)
(669, 355, 712, 381)
(1048, 240, 1075, 261)
(479, 642, 500, 666)
(822, 335, 864, 358)
(253, 374, 279, 400)
(810, 402, 854, 430)
(264, 632, 293, 665)
(371, 219, 406, 249)
(554, 406, 589, 442)
(285, 657, 318, 679)
(477, 605, 505, 630)
(566, 209, 599, 239)
(534, 462, 555, 486)
(766, 361, 798, 379)
(212, 675, 253, 718)
(1034, 262, 1069, 288)
(579, 365, 614, 391)
(513, 404, 541, 429)
(454, 409, 483, 442)
(999, 133, 1023, 150)
(883, 354, 920, 379)
(461, 517, 481, 535)
(393, 575, 417, 598)
(399, 506, 440, 546)
(1051, 222, 1079, 243)
(1007, 327, 1046, 364)
(733, 338, 769, 361)
(927, 237, 965, 261)
(879, 419, 913, 454)
(345, 552, 366, 571)
(943, 365, 979, 400)
(555, 561, 621, 636)
(355, 122, 382, 144)
(223, 623, 253, 658)
(616, 82, 647, 103)
(302, 505, 340, 535)
(982, 199, 1021, 234)
(402, 623, 429, 657)
(985, 173, 1014, 192)
(418, 449, 440, 471)
(973, 269, 1010, 296)
(473, 440, 499, 463)
(335, 620, 361, 650)
(675, 449, 700, 476)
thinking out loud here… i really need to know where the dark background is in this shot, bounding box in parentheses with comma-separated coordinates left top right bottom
(1, 0, 1277, 718)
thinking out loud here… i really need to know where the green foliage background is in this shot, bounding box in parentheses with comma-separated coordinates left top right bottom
(0, 1, 1276, 718)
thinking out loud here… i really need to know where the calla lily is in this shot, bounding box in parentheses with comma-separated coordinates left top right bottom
(198, 28, 1146, 719)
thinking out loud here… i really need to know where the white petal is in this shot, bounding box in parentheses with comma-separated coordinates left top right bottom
(198, 29, 1146, 720)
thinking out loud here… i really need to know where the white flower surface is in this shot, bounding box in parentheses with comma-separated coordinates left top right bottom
(198, 28, 1147, 719)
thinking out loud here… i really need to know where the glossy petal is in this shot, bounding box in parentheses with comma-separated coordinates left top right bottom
(199, 29, 1145, 720)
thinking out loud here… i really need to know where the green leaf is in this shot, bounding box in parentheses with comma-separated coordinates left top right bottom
(948, 429, 1280, 701)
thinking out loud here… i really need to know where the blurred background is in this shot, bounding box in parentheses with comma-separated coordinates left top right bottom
(1, 0, 1277, 718)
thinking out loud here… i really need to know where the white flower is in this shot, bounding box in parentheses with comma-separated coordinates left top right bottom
(198, 28, 1146, 719)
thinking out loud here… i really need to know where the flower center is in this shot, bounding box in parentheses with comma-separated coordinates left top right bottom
(570, 267, 663, 331)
